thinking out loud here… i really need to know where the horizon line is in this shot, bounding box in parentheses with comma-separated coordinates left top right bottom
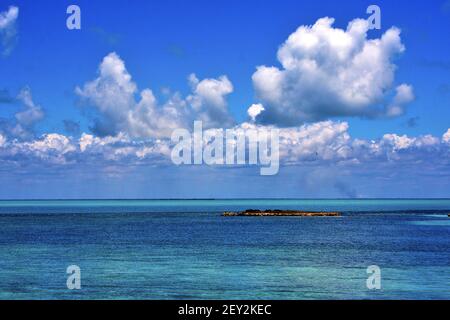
(1, 198, 450, 201)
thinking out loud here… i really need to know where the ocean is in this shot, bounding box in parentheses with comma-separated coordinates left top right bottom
(0, 199, 449, 299)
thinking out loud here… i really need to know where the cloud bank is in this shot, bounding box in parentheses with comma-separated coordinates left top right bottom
(1, 121, 449, 174)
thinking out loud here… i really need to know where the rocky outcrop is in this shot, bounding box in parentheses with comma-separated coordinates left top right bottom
(222, 209, 341, 217)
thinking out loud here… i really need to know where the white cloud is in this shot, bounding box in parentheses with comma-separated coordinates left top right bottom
(26, 133, 75, 155)
(274, 121, 352, 162)
(9, 87, 45, 139)
(79, 132, 129, 153)
(128, 88, 190, 138)
(382, 133, 439, 151)
(0, 133, 6, 147)
(0, 6, 18, 31)
(252, 17, 414, 125)
(186, 73, 234, 128)
(0, 6, 19, 56)
(77, 132, 172, 163)
(247, 103, 265, 122)
(135, 141, 171, 159)
(382, 134, 415, 150)
(76, 52, 235, 138)
(75, 52, 140, 136)
(386, 84, 415, 117)
(443, 129, 450, 143)
(15, 88, 45, 126)
(0, 133, 75, 164)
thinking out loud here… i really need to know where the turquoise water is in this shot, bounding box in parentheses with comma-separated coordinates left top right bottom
(0, 199, 449, 299)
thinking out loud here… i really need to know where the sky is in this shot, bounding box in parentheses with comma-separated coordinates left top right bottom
(0, 0, 450, 199)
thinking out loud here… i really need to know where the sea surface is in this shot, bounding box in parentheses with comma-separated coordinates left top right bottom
(0, 199, 449, 299)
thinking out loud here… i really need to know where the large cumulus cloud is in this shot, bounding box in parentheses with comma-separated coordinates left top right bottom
(252, 17, 414, 125)
(76, 52, 235, 138)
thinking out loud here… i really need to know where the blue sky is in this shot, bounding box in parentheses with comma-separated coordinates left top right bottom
(0, 0, 450, 198)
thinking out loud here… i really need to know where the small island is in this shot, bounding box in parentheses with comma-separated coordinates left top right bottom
(222, 209, 341, 217)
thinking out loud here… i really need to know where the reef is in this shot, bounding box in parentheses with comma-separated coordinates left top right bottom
(222, 209, 341, 217)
